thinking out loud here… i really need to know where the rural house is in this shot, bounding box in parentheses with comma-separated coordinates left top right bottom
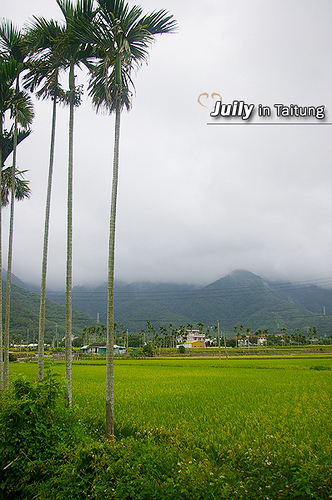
(178, 330, 206, 349)
(80, 342, 126, 355)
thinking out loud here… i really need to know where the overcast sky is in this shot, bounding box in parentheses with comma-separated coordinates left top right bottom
(2, 0, 332, 290)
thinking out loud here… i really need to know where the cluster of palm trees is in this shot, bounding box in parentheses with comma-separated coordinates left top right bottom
(0, 0, 176, 438)
(138, 321, 215, 350)
(233, 325, 318, 347)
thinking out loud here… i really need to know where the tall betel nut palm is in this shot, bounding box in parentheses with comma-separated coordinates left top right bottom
(0, 21, 34, 390)
(23, 17, 67, 382)
(0, 56, 21, 390)
(55, 0, 96, 406)
(86, 0, 176, 438)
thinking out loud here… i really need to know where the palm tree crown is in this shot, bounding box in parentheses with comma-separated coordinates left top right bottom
(85, 0, 177, 112)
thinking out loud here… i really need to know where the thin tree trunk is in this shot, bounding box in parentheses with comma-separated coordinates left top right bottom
(106, 104, 121, 439)
(65, 63, 74, 406)
(3, 121, 18, 389)
(38, 92, 57, 382)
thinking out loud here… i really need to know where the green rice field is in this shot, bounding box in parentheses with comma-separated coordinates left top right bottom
(7, 355, 332, 499)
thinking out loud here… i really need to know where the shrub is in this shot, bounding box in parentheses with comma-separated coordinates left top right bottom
(178, 345, 185, 354)
(130, 348, 143, 357)
(143, 343, 153, 357)
(0, 368, 82, 498)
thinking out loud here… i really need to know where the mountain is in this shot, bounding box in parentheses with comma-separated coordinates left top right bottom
(45, 281, 199, 332)
(40, 270, 332, 337)
(273, 281, 332, 315)
(2, 278, 95, 343)
(177, 270, 314, 332)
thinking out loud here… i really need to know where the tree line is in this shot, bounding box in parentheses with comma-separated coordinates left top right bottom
(0, 0, 176, 438)
(232, 324, 319, 347)
(79, 320, 324, 351)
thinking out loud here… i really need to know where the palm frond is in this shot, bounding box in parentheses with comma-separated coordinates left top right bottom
(0, 56, 20, 87)
(98, 0, 132, 24)
(9, 89, 34, 128)
(23, 17, 65, 57)
(60, 84, 84, 108)
(88, 59, 132, 112)
(0, 20, 24, 61)
(140, 9, 178, 36)
(1, 126, 31, 164)
(24, 60, 63, 99)
(1, 166, 31, 206)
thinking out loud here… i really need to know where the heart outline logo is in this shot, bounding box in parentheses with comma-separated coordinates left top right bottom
(198, 93, 222, 108)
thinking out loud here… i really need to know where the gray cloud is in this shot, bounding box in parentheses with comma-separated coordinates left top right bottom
(2, 0, 332, 289)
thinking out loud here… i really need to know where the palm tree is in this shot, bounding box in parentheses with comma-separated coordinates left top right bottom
(54, 0, 96, 406)
(2, 95, 33, 390)
(23, 18, 67, 382)
(0, 26, 34, 389)
(80, 0, 176, 437)
(0, 128, 31, 386)
(0, 56, 19, 390)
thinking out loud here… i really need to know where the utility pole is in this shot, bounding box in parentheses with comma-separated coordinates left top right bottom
(223, 329, 229, 360)
(218, 321, 221, 359)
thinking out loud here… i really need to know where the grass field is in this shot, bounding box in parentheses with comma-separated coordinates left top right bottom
(7, 354, 332, 499)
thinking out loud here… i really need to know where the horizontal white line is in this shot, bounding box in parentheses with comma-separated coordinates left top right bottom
(207, 122, 332, 125)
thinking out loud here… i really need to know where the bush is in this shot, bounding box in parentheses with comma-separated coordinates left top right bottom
(142, 343, 153, 357)
(0, 368, 83, 498)
(178, 345, 185, 354)
(130, 348, 143, 358)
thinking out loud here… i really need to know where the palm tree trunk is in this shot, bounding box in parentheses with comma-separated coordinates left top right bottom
(106, 103, 121, 439)
(65, 63, 74, 406)
(38, 92, 57, 382)
(3, 120, 18, 389)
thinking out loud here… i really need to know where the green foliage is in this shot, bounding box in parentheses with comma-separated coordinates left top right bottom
(0, 367, 83, 497)
(178, 344, 185, 354)
(2, 279, 95, 342)
(73, 335, 84, 347)
(130, 348, 143, 358)
(128, 333, 140, 347)
(142, 342, 153, 357)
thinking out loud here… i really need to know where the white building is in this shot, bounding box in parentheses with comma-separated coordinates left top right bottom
(178, 329, 206, 349)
